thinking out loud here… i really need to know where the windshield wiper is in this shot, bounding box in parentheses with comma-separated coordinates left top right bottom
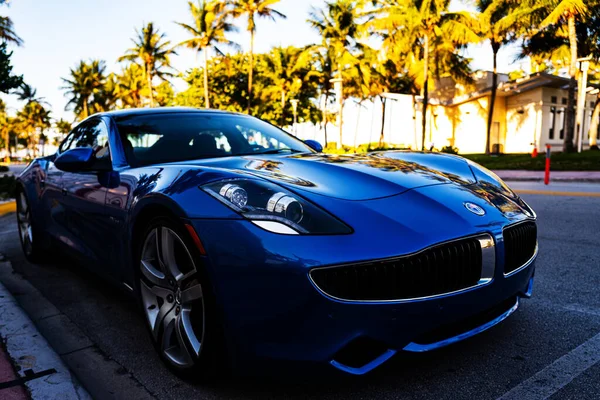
(237, 148, 305, 156)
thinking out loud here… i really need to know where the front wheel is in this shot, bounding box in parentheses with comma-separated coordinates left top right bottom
(136, 217, 224, 377)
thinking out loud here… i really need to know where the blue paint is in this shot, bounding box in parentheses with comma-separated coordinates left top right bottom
(17, 108, 538, 375)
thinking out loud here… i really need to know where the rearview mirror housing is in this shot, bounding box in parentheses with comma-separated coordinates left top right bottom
(55, 147, 111, 173)
(305, 140, 323, 153)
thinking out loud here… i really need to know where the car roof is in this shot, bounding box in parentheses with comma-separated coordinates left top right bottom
(97, 107, 247, 121)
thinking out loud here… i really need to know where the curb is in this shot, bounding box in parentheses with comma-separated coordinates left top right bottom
(0, 264, 91, 399)
(0, 202, 16, 216)
(0, 261, 155, 400)
(501, 177, 600, 183)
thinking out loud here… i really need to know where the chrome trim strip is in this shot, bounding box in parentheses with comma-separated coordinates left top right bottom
(504, 243, 538, 278)
(330, 349, 397, 376)
(403, 297, 520, 352)
(122, 282, 134, 292)
(308, 233, 496, 304)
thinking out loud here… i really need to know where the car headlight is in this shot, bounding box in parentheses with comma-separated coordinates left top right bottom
(202, 179, 352, 235)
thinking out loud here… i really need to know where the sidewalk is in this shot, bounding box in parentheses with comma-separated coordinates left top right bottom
(493, 170, 600, 183)
(0, 266, 91, 399)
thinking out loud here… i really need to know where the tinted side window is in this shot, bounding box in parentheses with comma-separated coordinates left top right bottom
(58, 130, 78, 153)
(60, 119, 111, 160)
(75, 120, 110, 160)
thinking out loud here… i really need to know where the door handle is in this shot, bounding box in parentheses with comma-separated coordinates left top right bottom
(62, 188, 68, 195)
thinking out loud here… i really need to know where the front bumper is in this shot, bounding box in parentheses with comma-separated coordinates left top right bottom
(191, 217, 536, 375)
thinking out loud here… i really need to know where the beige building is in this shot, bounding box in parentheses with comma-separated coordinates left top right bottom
(423, 72, 599, 154)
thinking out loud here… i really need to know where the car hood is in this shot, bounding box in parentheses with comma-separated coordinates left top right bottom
(179, 151, 477, 200)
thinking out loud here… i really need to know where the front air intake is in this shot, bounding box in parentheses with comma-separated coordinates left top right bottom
(503, 221, 537, 275)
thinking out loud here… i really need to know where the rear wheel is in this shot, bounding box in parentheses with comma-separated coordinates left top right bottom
(16, 190, 44, 263)
(136, 216, 223, 377)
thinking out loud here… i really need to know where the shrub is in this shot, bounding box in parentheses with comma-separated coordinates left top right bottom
(0, 165, 8, 173)
(0, 175, 17, 199)
(440, 146, 459, 155)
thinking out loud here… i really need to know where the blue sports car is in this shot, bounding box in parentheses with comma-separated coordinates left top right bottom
(16, 107, 537, 376)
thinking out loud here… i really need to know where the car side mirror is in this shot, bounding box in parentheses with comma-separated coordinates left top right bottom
(305, 140, 323, 153)
(55, 147, 110, 172)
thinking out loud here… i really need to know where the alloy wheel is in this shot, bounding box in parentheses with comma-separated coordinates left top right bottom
(17, 192, 33, 255)
(139, 226, 205, 368)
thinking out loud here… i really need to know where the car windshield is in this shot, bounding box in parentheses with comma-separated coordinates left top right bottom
(114, 112, 313, 167)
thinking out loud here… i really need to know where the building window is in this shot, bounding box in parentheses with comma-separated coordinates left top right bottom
(549, 107, 557, 139)
(551, 96, 557, 104)
(562, 97, 568, 105)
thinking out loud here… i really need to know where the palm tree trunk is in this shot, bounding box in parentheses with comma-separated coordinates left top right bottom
(203, 48, 210, 109)
(83, 101, 89, 119)
(337, 66, 344, 150)
(247, 31, 254, 115)
(280, 89, 286, 127)
(564, 15, 578, 153)
(589, 93, 600, 150)
(486, 44, 500, 155)
(379, 97, 386, 148)
(147, 63, 155, 108)
(323, 94, 328, 146)
(421, 34, 429, 151)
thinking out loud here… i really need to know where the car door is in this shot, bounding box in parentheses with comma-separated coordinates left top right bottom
(59, 118, 114, 267)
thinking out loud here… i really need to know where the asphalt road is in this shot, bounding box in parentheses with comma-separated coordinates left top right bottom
(0, 185, 599, 399)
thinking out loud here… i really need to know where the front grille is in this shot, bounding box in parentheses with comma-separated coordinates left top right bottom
(310, 237, 483, 301)
(503, 221, 537, 274)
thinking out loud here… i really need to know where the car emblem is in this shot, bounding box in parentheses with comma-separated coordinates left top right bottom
(464, 202, 485, 216)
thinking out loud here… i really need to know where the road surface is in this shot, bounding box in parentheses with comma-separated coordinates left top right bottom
(0, 183, 599, 399)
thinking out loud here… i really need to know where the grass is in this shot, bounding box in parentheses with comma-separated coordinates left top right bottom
(463, 150, 600, 171)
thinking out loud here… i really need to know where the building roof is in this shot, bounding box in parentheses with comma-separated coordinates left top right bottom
(427, 72, 598, 107)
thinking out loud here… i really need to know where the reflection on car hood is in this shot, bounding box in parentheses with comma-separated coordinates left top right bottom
(180, 151, 477, 201)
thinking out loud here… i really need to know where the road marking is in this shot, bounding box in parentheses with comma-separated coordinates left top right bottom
(515, 189, 600, 197)
(497, 331, 600, 400)
(0, 229, 17, 236)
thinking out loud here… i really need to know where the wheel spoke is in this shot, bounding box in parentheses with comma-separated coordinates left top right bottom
(159, 227, 195, 283)
(19, 193, 27, 213)
(140, 260, 167, 287)
(180, 308, 201, 355)
(180, 284, 203, 304)
(174, 313, 194, 363)
(140, 281, 175, 340)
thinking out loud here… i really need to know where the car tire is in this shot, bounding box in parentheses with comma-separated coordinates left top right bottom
(16, 189, 47, 263)
(134, 216, 226, 379)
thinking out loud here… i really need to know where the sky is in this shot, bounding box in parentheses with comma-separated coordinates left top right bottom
(1, 0, 529, 121)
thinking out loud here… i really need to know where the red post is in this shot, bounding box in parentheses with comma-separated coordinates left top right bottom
(544, 144, 551, 185)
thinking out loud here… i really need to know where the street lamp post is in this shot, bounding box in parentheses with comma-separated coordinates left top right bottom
(330, 77, 343, 149)
(290, 99, 299, 136)
(576, 56, 592, 153)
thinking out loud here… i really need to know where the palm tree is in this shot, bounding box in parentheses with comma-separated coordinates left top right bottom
(16, 101, 51, 157)
(374, 0, 475, 150)
(262, 46, 314, 126)
(119, 22, 175, 107)
(230, 0, 286, 114)
(526, 0, 589, 152)
(115, 64, 146, 108)
(15, 83, 44, 104)
(55, 119, 72, 137)
(309, 0, 364, 148)
(0, 15, 23, 46)
(61, 59, 108, 120)
(447, 0, 531, 154)
(176, 0, 238, 109)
